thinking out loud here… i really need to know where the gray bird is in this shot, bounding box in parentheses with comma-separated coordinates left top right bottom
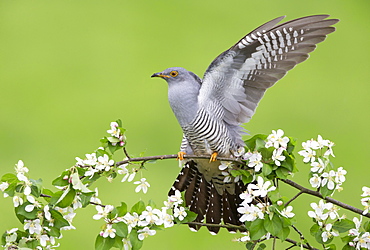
(152, 15, 338, 234)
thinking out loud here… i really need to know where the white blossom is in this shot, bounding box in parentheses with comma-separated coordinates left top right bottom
(247, 176, 276, 198)
(173, 206, 187, 221)
(280, 206, 295, 218)
(122, 238, 132, 250)
(310, 158, 326, 173)
(298, 148, 316, 163)
(239, 189, 253, 204)
(24, 219, 42, 234)
(265, 129, 289, 149)
(361, 197, 370, 215)
(167, 190, 183, 207)
(123, 212, 140, 230)
(13, 196, 23, 207)
(15, 160, 29, 174)
(137, 227, 156, 241)
(101, 224, 116, 238)
(44, 205, 52, 221)
(321, 223, 339, 242)
(107, 122, 121, 138)
(247, 152, 263, 172)
(0, 182, 9, 192)
(160, 209, 174, 228)
(309, 174, 321, 188)
(134, 178, 150, 194)
(361, 186, 370, 197)
(335, 167, 347, 183)
(272, 147, 286, 166)
(321, 170, 336, 190)
(307, 200, 334, 223)
(93, 205, 114, 220)
(139, 206, 162, 226)
(238, 203, 264, 222)
(25, 195, 41, 212)
(95, 154, 114, 171)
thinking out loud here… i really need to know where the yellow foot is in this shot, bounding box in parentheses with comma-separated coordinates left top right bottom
(177, 151, 186, 161)
(209, 152, 218, 162)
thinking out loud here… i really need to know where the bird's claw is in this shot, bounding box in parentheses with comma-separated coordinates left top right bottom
(209, 152, 218, 162)
(177, 152, 186, 161)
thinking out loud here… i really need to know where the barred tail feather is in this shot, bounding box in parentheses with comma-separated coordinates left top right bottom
(168, 160, 247, 234)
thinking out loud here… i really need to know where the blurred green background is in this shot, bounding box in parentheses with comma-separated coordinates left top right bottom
(0, 0, 369, 249)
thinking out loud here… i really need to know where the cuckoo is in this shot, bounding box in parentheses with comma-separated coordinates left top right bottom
(151, 15, 338, 234)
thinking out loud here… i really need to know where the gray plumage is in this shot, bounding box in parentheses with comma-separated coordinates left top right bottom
(152, 15, 338, 234)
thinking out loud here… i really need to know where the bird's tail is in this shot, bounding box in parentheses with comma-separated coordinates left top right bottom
(168, 160, 247, 234)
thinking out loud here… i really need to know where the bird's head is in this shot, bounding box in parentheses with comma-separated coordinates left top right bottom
(151, 67, 201, 86)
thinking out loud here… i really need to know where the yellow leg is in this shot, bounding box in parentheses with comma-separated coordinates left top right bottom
(209, 152, 218, 162)
(177, 151, 186, 161)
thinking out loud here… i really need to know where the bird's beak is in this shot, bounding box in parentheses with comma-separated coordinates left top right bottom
(151, 72, 170, 78)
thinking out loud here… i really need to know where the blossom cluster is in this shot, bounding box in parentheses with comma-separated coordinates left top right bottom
(106, 121, 126, 147)
(92, 190, 188, 248)
(298, 135, 347, 192)
(308, 200, 341, 242)
(265, 129, 289, 166)
(348, 216, 370, 249)
(0, 160, 92, 249)
(237, 176, 280, 222)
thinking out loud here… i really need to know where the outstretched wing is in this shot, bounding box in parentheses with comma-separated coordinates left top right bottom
(198, 15, 339, 126)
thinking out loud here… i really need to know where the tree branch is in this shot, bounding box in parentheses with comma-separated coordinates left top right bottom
(281, 179, 370, 218)
(115, 154, 245, 167)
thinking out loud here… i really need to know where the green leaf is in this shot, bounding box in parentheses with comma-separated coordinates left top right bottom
(15, 202, 39, 219)
(41, 189, 54, 202)
(333, 219, 355, 233)
(147, 200, 156, 208)
(342, 244, 356, 250)
(263, 214, 282, 236)
(48, 226, 62, 238)
(80, 192, 95, 208)
(246, 242, 256, 250)
(244, 134, 267, 151)
(116, 119, 123, 127)
(275, 167, 289, 179)
(50, 209, 70, 229)
(3, 182, 17, 197)
(310, 223, 320, 236)
(320, 185, 334, 198)
(363, 221, 370, 232)
(249, 218, 267, 241)
(281, 154, 295, 172)
(181, 210, 197, 223)
(1, 173, 18, 183)
(113, 222, 128, 238)
(51, 187, 76, 208)
(255, 138, 266, 151)
(95, 235, 115, 250)
(326, 243, 336, 250)
(71, 172, 92, 193)
(113, 236, 124, 249)
(257, 243, 267, 250)
(52, 171, 70, 187)
(30, 178, 43, 197)
(130, 229, 143, 250)
(262, 164, 273, 176)
(131, 201, 146, 214)
(277, 226, 290, 241)
(116, 202, 128, 217)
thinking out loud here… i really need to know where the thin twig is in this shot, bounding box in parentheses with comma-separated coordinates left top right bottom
(285, 191, 304, 207)
(115, 154, 245, 167)
(282, 179, 370, 218)
(291, 225, 313, 250)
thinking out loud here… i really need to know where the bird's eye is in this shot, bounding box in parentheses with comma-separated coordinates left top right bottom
(170, 71, 178, 77)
